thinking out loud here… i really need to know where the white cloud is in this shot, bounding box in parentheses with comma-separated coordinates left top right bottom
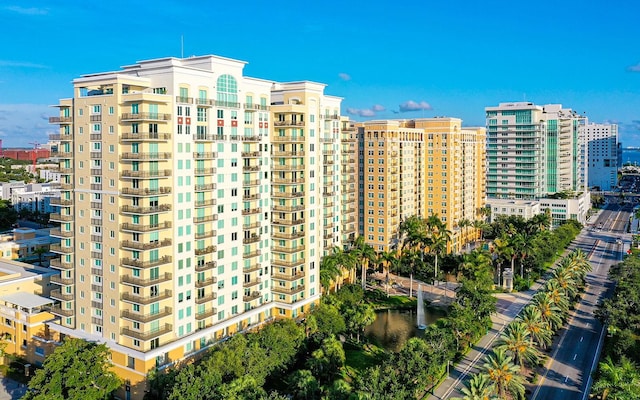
(338, 72, 351, 81)
(4, 6, 48, 15)
(0, 104, 54, 147)
(372, 104, 385, 112)
(0, 60, 49, 69)
(346, 108, 375, 117)
(399, 100, 432, 112)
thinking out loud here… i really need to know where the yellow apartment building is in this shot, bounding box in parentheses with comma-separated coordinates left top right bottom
(358, 118, 486, 253)
(48, 55, 350, 399)
(0, 260, 56, 366)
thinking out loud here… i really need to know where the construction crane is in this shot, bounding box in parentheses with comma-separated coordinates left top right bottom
(28, 141, 40, 171)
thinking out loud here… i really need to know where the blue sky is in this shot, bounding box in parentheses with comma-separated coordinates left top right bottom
(1, 0, 640, 147)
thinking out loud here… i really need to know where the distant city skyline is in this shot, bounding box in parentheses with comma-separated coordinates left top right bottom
(1, 0, 640, 146)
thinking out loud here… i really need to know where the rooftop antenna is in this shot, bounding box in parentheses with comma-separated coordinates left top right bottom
(181, 35, 184, 58)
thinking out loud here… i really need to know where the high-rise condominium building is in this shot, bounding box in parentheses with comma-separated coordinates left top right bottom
(48, 55, 348, 399)
(357, 118, 486, 253)
(485, 102, 589, 226)
(581, 122, 618, 191)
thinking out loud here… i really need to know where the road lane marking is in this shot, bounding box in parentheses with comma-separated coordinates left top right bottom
(565, 376, 569, 383)
(580, 336, 583, 342)
(574, 354, 577, 360)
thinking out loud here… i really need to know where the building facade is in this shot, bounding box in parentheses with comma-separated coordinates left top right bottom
(356, 118, 486, 253)
(48, 55, 349, 399)
(581, 122, 619, 191)
(485, 102, 588, 225)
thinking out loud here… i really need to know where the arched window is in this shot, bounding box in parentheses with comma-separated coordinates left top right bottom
(216, 74, 238, 106)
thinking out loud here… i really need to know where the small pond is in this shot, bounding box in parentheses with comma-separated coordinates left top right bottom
(364, 308, 445, 352)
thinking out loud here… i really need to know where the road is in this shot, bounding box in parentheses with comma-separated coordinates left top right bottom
(530, 201, 629, 400)
(430, 200, 630, 400)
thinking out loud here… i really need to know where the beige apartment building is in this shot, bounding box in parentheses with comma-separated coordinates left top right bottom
(48, 55, 349, 399)
(358, 118, 486, 252)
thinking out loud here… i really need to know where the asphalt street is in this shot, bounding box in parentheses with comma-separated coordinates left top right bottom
(429, 200, 629, 400)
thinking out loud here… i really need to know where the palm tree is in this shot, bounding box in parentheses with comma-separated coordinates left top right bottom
(491, 235, 513, 287)
(457, 218, 473, 252)
(319, 254, 341, 293)
(352, 236, 376, 290)
(331, 247, 357, 285)
(517, 305, 552, 349)
(495, 322, 541, 371)
(473, 219, 489, 244)
(592, 356, 640, 400)
(481, 348, 526, 399)
(532, 292, 564, 332)
(453, 373, 498, 400)
(430, 229, 450, 284)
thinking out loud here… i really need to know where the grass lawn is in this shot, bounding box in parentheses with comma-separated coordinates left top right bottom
(343, 342, 387, 378)
(365, 290, 416, 310)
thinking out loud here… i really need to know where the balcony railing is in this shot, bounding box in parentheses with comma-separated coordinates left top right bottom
(49, 116, 73, 124)
(193, 215, 218, 223)
(120, 204, 172, 214)
(272, 231, 305, 239)
(272, 135, 305, 142)
(194, 292, 217, 304)
(195, 307, 217, 319)
(272, 245, 305, 254)
(194, 245, 217, 255)
(46, 305, 74, 317)
(243, 291, 262, 302)
(120, 187, 172, 196)
(121, 323, 173, 341)
(243, 250, 261, 259)
(50, 258, 73, 270)
(120, 152, 172, 161)
(272, 285, 305, 295)
(120, 221, 172, 232)
(194, 183, 216, 191)
(120, 238, 172, 251)
(121, 273, 173, 287)
(243, 263, 262, 273)
(120, 256, 172, 269)
(195, 276, 217, 288)
(241, 207, 261, 216)
(50, 244, 73, 254)
(121, 307, 172, 323)
(121, 289, 172, 304)
(120, 113, 171, 121)
(194, 168, 217, 175)
(243, 279, 261, 288)
(272, 271, 306, 281)
(271, 191, 304, 198)
(241, 151, 261, 157)
(272, 204, 305, 212)
(195, 261, 217, 272)
(120, 170, 172, 178)
(193, 152, 218, 159)
(121, 132, 171, 141)
(272, 258, 305, 268)
(50, 213, 73, 222)
(50, 289, 74, 301)
(272, 218, 304, 226)
(50, 229, 74, 238)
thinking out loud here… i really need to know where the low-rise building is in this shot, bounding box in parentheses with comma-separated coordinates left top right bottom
(0, 228, 57, 265)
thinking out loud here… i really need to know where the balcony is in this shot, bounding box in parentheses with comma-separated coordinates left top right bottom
(120, 256, 172, 269)
(50, 213, 73, 222)
(271, 177, 305, 185)
(272, 285, 305, 295)
(49, 133, 72, 141)
(46, 305, 74, 317)
(50, 198, 73, 207)
(242, 207, 261, 216)
(193, 152, 218, 159)
(120, 113, 171, 121)
(272, 191, 304, 199)
(272, 245, 305, 254)
(272, 258, 305, 268)
(243, 249, 261, 259)
(120, 238, 172, 251)
(50, 229, 74, 238)
(195, 307, 218, 319)
(323, 190, 335, 197)
(121, 289, 172, 304)
(242, 180, 260, 187)
(322, 159, 335, 165)
(243, 278, 261, 288)
(272, 164, 305, 171)
(242, 165, 260, 172)
(194, 134, 217, 142)
(195, 98, 214, 107)
(242, 235, 260, 244)
(121, 132, 171, 141)
(50, 244, 73, 254)
(121, 323, 173, 341)
(241, 151, 261, 158)
(241, 135, 260, 142)
(194, 199, 216, 207)
(272, 218, 304, 226)
(242, 221, 261, 230)
(120, 152, 171, 161)
(176, 96, 193, 104)
(120, 187, 172, 197)
(120, 204, 172, 214)
(50, 289, 74, 301)
(194, 183, 216, 191)
(272, 135, 305, 142)
(243, 291, 262, 302)
(215, 100, 240, 108)
(272, 231, 305, 240)
(120, 221, 172, 232)
(273, 121, 304, 127)
(49, 116, 73, 124)
(120, 170, 172, 178)
(243, 263, 262, 273)
(121, 272, 173, 287)
(194, 245, 217, 255)
(50, 258, 73, 270)
(272, 204, 305, 212)
(194, 168, 217, 176)
(195, 276, 217, 288)
(194, 230, 217, 240)
(121, 307, 172, 323)
(193, 215, 218, 223)
(243, 193, 260, 201)
(244, 103, 269, 111)
(272, 271, 306, 281)
(52, 151, 73, 158)
(195, 292, 217, 304)
(195, 261, 217, 272)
